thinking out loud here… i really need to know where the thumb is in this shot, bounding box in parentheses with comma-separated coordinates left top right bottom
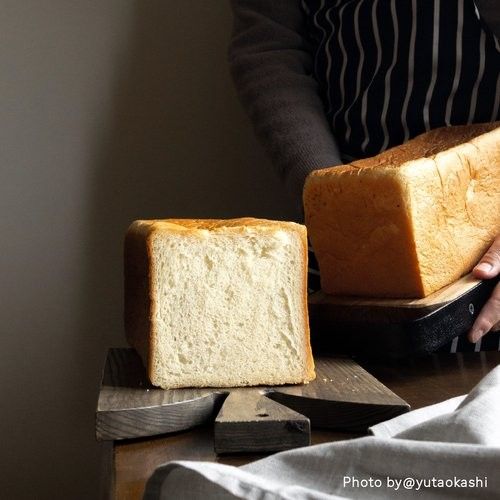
(473, 235, 500, 279)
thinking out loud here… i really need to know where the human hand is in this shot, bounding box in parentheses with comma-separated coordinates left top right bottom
(468, 234, 500, 343)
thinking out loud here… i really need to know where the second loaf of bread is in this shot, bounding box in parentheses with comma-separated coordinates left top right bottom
(304, 122, 500, 298)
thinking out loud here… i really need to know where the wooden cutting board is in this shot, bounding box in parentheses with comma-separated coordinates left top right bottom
(309, 274, 499, 358)
(96, 348, 409, 454)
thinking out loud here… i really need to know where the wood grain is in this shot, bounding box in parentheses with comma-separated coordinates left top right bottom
(268, 358, 409, 431)
(214, 389, 310, 453)
(308, 273, 481, 312)
(309, 276, 499, 357)
(96, 349, 227, 440)
(96, 349, 409, 451)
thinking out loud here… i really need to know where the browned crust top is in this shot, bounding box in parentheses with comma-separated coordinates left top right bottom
(308, 122, 500, 178)
(128, 217, 306, 235)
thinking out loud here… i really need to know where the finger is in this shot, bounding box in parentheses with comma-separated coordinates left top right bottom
(468, 282, 500, 343)
(473, 235, 500, 279)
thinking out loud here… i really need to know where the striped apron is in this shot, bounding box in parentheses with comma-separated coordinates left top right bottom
(302, 0, 500, 351)
(301, 0, 499, 160)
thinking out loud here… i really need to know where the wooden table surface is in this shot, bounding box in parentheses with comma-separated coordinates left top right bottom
(102, 350, 500, 500)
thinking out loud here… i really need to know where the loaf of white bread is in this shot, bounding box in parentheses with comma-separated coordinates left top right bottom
(304, 122, 500, 298)
(124, 218, 315, 389)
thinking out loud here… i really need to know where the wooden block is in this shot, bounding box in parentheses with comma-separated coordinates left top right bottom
(96, 349, 410, 453)
(214, 389, 310, 454)
(309, 275, 499, 357)
(95, 348, 226, 441)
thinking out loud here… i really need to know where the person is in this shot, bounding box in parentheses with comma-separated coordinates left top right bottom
(228, 0, 500, 350)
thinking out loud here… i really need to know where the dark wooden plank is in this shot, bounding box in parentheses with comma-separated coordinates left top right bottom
(309, 273, 482, 310)
(269, 358, 409, 431)
(309, 276, 499, 357)
(99, 441, 114, 500)
(96, 349, 409, 448)
(359, 351, 500, 408)
(96, 349, 227, 440)
(113, 426, 355, 500)
(214, 388, 310, 453)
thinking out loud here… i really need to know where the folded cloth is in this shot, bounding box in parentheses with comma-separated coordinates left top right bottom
(144, 366, 500, 500)
(368, 395, 466, 438)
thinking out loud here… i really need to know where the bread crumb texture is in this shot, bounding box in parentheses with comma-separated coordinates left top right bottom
(124, 218, 315, 389)
(304, 122, 500, 298)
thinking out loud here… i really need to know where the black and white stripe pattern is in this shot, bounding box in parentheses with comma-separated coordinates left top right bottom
(301, 0, 500, 160)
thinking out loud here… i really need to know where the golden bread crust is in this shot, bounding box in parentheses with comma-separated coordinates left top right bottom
(304, 122, 500, 298)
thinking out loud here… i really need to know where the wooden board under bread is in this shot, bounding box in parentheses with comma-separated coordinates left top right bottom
(309, 274, 499, 358)
(96, 348, 409, 453)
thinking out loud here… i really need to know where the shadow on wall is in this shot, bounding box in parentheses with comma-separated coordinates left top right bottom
(82, 0, 295, 344)
(71, 2, 294, 497)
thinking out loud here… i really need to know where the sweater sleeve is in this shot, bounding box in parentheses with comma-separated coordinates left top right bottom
(228, 0, 342, 213)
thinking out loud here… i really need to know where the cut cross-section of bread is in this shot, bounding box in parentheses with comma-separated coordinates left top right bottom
(124, 218, 315, 389)
(304, 122, 500, 298)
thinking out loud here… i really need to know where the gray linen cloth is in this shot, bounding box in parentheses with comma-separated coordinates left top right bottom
(144, 366, 500, 499)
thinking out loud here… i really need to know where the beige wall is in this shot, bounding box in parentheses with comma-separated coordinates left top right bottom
(0, 2, 294, 498)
